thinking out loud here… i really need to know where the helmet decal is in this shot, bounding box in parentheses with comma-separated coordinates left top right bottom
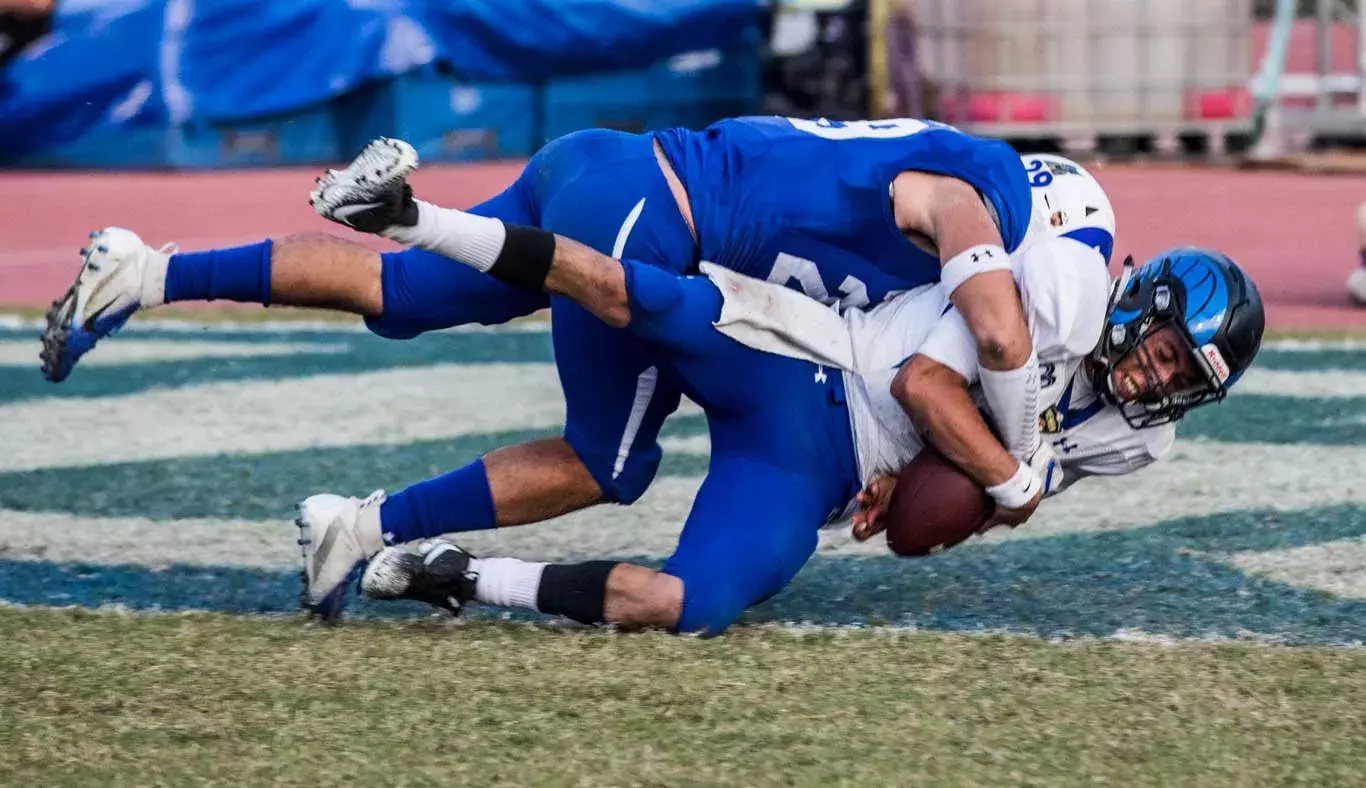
(1020, 153, 1116, 263)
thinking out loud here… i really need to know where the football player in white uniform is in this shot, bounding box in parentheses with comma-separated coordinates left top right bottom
(328, 154, 1264, 636)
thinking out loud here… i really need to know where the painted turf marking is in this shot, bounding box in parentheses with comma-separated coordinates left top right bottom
(5, 440, 1366, 568)
(0, 339, 346, 367)
(0, 363, 569, 473)
(1, 323, 1364, 640)
(1224, 536, 1366, 599)
(1235, 367, 1366, 398)
(0, 477, 707, 569)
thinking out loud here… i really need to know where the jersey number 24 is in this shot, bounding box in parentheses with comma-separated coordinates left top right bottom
(766, 117, 951, 309)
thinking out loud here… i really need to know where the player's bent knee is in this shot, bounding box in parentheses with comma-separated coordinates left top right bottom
(363, 250, 440, 340)
(673, 580, 750, 637)
(563, 431, 661, 505)
(586, 458, 659, 505)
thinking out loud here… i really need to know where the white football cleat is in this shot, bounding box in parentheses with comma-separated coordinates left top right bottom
(41, 227, 174, 383)
(296, 490, 388, 621)
(309, 137, 420, 235)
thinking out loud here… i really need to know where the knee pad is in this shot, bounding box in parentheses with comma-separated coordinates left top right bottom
(622, 259, 684, 316)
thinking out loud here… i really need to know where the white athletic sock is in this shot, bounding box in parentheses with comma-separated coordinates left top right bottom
(470, 557, 547, 610)
(383, 201, 506, 273)
(140, 246, 171, 308)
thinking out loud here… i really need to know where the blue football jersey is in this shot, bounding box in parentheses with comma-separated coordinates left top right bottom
(654, 116, 1032, 309)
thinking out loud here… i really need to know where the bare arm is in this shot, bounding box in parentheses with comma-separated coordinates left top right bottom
(893, 171, 1045, 466)
(542, 234, 631, 328)
(891, 353, 1044, 529)
(892, 171, 1032, 370)
(892, 354, 1019, 488)
(853, 352, 1044, 541)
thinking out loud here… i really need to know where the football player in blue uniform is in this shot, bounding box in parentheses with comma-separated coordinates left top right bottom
(41, 119, 1108, 618)
(336, 176, 1264, 635)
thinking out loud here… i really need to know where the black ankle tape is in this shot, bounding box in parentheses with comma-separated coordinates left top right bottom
(536, 560, 618, 625)
(487, 224, 556, 291)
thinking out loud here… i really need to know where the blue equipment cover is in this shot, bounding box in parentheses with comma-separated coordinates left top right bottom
(0, 0, 762, 163)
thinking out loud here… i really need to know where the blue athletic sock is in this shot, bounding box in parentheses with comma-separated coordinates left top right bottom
(379, 458, 498, 545)
(163, 239, 273, 304)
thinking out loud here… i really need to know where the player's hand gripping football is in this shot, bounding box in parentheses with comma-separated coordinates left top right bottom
(981, 441, 1062, 531)
(851, 474, 897, 541)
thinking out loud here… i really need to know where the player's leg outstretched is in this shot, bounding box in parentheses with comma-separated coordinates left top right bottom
(41, 228, 178, 382)
(41, 138, 546, 383)
(40, 142, 421, 384)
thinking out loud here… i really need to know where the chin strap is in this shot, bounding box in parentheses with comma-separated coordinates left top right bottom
(1090, 254, 1138, 405)
(1105, 254, 1137, 318)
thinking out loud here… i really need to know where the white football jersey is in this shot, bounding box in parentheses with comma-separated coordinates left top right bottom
(841, 235, 1177, 493)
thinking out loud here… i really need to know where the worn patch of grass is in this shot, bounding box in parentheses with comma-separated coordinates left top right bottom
(1, 608, 1363, 787)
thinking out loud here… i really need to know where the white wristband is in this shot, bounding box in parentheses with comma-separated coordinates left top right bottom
(985, 462, 1042, 509)
(940, 243, 1011, 296)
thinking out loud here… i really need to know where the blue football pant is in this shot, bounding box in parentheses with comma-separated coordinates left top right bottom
(367, 129, 697, 504)
(618, 259, 862, 635)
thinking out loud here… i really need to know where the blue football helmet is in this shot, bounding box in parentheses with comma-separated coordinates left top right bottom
(1090, 247, 1265, 428)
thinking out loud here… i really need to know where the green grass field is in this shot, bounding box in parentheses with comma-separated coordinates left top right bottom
(5, 320, 1366, 785)
(3, 608, 1365, 788)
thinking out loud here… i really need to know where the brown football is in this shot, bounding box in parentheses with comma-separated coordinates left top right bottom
(884, 445, 995, 557)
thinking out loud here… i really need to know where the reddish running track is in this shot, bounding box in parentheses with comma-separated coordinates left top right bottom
(2, 161, 1365, 330)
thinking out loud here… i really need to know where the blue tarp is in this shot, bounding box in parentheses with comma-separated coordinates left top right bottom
(0, 0, 173, 160)
(0, 0, 762, 161)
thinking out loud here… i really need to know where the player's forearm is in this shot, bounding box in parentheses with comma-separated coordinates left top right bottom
(946, 274, 1033, 370)
(386, 201, 630, 327)
(922, 183, 1042, 460)
(893, 357, 1018, 489)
